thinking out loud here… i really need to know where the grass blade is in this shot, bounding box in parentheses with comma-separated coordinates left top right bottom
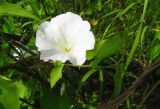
(125, 0, 149, 71)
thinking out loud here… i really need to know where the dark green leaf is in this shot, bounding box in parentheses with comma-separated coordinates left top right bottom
(80, 69, 97, 87)
(40, 89, 71, 109)
(0, 102, 5, 109)
(0, 52, 7, 67)
(99, 70, 103, 100)
(113, 63, 125, 97)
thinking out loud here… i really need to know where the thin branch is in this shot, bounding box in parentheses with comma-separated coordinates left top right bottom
(19, 97, 36, 108)
(0, 58, 115, 73)
(0, 64, 16, 72)
(0, 56, 39, 72)
(97, 62, 160, 109)
(137, 80, 160, 109)
(64, 64, 116, 69)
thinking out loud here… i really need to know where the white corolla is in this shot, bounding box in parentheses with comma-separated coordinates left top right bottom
(36, 12, 95, 65)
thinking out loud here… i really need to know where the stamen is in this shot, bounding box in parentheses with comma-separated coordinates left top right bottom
(65, 43, 72, 52)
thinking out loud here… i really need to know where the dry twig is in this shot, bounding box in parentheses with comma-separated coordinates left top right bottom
(97, 62, 160, 109)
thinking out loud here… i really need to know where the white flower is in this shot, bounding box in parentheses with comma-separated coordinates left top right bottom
(36, 12, 95, 65)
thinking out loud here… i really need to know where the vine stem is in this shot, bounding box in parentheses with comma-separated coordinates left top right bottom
(19, 97, 36, 107)
(0, 56, 115, 72)
(136, 79, 160, 109)
(96, 62, 160, 109)
(63, 64, 115, 69)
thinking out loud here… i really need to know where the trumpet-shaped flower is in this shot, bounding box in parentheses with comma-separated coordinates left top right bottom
(36, 12, 95, 65)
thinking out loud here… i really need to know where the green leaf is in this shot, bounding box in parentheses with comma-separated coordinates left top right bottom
(0, 52, 6, 67)
(155, 25, 160, 40)
(113, 63, 125, 97)
(0, 78, 20, 109)
(40, 89, 71, 109)
(0, 102, 5, 109)
(50, 61, 64, 88)
(63, 69, 81, 86)
(16, 80, 26, 98)
(91, 0, 102, 11)
(125, 0, 149, 71)
(86, 49, 97, 60)
(114, 3, 136, 19)
(80, 69, 97, 87)
(0, 2, 39, 20)
(2, 16, 16, 33)
(96, 0, 102, 11)
(150, 44, 160, 60)
(96, 36, 123, 60)
(99, 70, 103, 100)
(141, 26, 148, 45)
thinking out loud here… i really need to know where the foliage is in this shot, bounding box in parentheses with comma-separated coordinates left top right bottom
(0, 0, 160, 109)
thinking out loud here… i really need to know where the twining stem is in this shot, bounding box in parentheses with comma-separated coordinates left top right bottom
(137, 80, 160, 109)
(96, 62, 160, 109)
(19, 98, 36, 107)
(64, 64, 115, 69)
(0, 55, 115, 73)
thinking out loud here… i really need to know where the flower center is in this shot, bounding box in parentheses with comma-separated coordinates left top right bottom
(65, 43, 72, 52)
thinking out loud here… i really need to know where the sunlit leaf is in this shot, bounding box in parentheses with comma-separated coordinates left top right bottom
(150, 44, 160, 60)
(16, 80, 26, 98)
(0, 78, 20, 109)
(0, 2, 39, 20)
(96, 36, 123, 60)
(86, 49, 97, 60)
(50, 61, 64, 88)
(155, 25, 160, 40)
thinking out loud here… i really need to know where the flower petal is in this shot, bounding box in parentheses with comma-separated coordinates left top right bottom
(40, 49, 57, 59)
(45, 12, 82, 42)
(49, 54, 69, 63)
(36, 21, 54, 51)
(72, 31, 95, 50)
(69, 49, 86, 65)
(40, 50, 69, 62)
(68, 21, 91, 40)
